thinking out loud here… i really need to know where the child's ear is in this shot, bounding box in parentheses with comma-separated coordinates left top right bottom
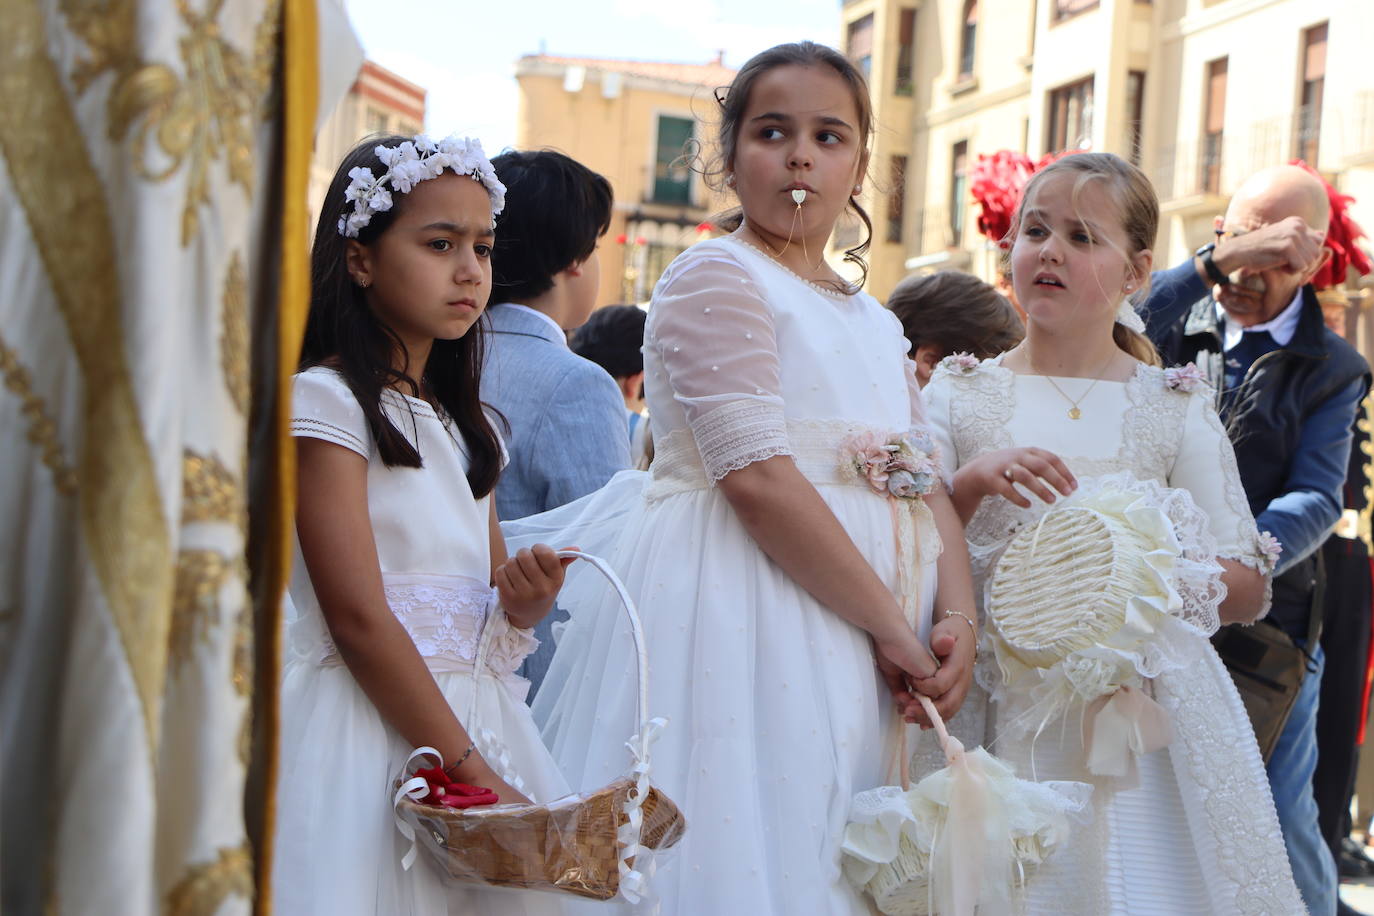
(1129, 248, 1153, 291)
(345, 239, 372, 288)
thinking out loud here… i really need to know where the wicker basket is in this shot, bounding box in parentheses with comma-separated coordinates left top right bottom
(397, 778, 684, 900)
(988, 506, 1160, 669)
(394, 550, 686, 902)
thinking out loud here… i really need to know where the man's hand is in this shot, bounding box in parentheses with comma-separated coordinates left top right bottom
(1209, 215, 1326, 278)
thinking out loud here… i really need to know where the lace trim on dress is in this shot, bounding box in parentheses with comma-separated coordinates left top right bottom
(316, 573, 538, 682)
(690, 398, 793, 483)
(1154, 644, 1306, 914)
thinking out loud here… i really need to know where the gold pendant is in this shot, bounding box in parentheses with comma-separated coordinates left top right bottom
(1068, 407, 1082, 420)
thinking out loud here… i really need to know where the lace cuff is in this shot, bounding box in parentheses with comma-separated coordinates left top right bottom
(690, 398, 792, 482)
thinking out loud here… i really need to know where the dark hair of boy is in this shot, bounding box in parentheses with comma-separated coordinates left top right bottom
(887, 270, 1024, 377)
(569, 305, 647, 379)
(490, 150, 613, 301)
(301, 134, 503, 497)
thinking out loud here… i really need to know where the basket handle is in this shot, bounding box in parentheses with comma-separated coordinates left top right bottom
(464, 548, 652, 774)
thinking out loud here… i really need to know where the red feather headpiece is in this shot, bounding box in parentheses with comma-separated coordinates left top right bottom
(1290, 160, 1373, 289)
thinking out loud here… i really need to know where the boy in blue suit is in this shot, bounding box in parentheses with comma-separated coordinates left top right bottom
(483, 150, 630, 697)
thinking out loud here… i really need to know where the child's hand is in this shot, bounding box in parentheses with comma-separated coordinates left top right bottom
(494, 544, 575, 630)
(958, 446, 1076, 509)
(907, 616, 977, 728)
(873, 628, 939, 714)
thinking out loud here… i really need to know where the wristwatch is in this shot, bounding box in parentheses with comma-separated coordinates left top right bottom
(1195, 242, 1230, 287)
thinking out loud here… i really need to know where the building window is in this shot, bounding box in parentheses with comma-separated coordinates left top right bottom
(1201, 57, 1227, 194)
(365, 107, 389, 135)
(1053, 0, 1099, 23)
(950, 141, 968, 245)
(1047, 76, 1094, 153)
(651, 115, 694, 205)
(1296, 23, 1326, 165)
(958, 0, 977, 79)
(895, 9, 916, 95)
(1125, 70, 1145, 165)
(847, 14, 874, 80)
(888, 155, 907, 244)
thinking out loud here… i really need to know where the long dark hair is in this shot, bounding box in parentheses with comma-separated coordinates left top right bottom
(301, 134, 503, 497)
(701, 41, 876, 293)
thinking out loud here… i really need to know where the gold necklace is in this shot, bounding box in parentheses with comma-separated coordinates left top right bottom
(1025, 349, 1118, 420)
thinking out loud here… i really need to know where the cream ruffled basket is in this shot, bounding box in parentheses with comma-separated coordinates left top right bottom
(392, 550, 686, 903)
(984, 473, 1225, 778)
(842, 697, 1089, 916)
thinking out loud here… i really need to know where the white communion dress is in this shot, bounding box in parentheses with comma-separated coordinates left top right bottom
(273, 367, 570, 916)
(512, 236, 941, 915)
(922, 354, 1304, 915)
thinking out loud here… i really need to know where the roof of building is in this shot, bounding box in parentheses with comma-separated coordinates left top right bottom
(519, 53, 736, 89)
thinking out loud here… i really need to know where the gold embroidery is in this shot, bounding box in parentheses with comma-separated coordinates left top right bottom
(2, 0, 174, 747)
(164, 845, 253, 916)
(0, 332, 78, 496)
(221, 251, 250, 415)
(182, 449, 242, 525)
(169, 550, 231, 671)
(61, 0, 281, 245)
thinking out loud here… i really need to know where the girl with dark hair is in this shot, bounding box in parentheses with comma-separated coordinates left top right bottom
(275, 135, 572, 916)
(509, 42, 977, 914)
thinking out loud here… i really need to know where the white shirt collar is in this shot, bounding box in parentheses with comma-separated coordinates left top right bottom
(496, 302, 567, 347)
(1217, 289, 1304, 351)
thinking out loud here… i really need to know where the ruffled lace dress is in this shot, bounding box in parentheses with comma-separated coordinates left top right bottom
(273, 367, 569, 916)
(509, 236, 941, 914)
(921, 354, 1303, 915)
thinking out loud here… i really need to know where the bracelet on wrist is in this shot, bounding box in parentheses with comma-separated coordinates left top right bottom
(942, 609, 979, 660)
(443, 742, 476, 781)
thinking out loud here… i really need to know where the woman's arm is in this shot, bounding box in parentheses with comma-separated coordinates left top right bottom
(716, 456, 939, 690)
(296, 438, 526, 799)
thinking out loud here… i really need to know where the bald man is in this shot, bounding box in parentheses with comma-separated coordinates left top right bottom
(1143, 165, 1371, 916)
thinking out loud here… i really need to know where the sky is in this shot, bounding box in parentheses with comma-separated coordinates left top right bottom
(341, 0, 845, 151)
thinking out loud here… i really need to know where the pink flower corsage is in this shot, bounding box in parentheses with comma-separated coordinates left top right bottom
(944, 352, 980, 373)
(1164, 363, 1209, 393)
(841, 429, 942, 500)
(1256, 531, 1283, 574)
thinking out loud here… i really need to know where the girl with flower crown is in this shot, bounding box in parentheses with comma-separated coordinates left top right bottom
(921, 152, 1303, 913)
(273, 134, 572, 915)
(503, 42, 977, 914)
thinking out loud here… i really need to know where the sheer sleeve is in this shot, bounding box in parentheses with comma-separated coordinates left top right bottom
(290, 368, 370, 458)
(646, 253, 791, 482)
(1168, 390, 1273, 618)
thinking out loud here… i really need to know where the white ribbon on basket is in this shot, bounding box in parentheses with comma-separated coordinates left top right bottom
(395, 745, 445, 870)
(618, 716, 667, 903)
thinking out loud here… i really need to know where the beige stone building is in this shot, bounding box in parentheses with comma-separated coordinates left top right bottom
(514, 54, 736, 307)
(841, 0, 1374, 314)
(308, 60, 426, 233)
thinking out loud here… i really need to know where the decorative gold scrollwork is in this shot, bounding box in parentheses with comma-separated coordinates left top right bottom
(61, 0, 282, 244)
(164, 844, 252, 916)
(0, 333, 78, 496)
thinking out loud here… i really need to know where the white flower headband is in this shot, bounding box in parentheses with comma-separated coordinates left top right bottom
(337, 134, 506, 238)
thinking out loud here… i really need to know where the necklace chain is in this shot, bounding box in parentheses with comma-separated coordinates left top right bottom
(1024, 348, 1118, 420)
